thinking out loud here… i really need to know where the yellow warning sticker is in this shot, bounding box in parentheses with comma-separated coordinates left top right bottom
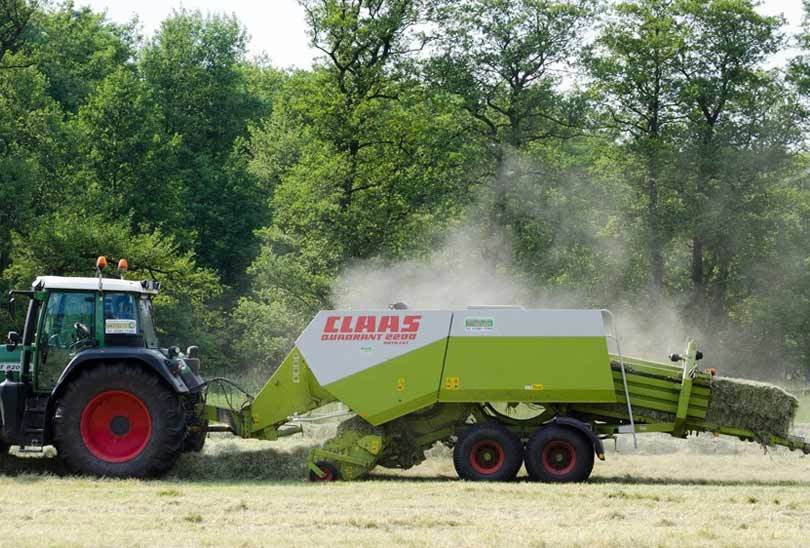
(396, 378, 406, 391)
(445, 377, 460, 390)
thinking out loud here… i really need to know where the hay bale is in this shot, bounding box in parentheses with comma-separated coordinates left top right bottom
(704, 377, 798, 440)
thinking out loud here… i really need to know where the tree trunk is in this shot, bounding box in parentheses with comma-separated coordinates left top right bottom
(340, 138, 360, 210)
(647, 151, 664, 292)
(691, 125, 715, 305)
(691, 236, 704, 293)
(482, 147, 510, 275)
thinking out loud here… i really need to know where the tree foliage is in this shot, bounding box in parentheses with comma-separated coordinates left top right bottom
(1, 0, 810, 381)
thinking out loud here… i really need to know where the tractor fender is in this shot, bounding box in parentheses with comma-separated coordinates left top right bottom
(551, 416, 605, 460)
(43, 348, 191, 445)
(52, 348, 190, 397)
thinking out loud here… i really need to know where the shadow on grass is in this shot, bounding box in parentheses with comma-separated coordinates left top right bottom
(2, 446, 808, 488)
(365, 472, 458, 483)
(0, 452, 65, 478)
(368, 473, 810, 487)
(589, 475, 810, 488)
(0, 443, 315, 483)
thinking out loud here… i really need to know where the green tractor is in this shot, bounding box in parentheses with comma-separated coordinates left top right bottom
(0, 258, 207, 477)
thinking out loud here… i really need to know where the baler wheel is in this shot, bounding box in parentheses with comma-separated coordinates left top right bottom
(309, 461, 339, 482)
(53, 363, 186, 478)
(453, 423, 522, 482)
(524, 425, 594, 483)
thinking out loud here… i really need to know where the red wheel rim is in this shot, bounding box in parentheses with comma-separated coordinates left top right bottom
(469, 440, 505, 475)
(542, 440, 576, 475)
(80, 390, 152, 463)
(313, 464, 334, 481)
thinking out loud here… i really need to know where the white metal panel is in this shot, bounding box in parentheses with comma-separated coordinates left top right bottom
(33, 276, 156, 294)
(449, 309, 605, 337)
(296, 310, 453, 385)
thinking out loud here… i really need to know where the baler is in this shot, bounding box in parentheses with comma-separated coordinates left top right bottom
(205, 307, 810, 482)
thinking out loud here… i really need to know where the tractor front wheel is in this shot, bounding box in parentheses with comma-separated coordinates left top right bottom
(53, 364, 185, 478)
(453, 423, 522, 481)
(524, 425, 594, 483)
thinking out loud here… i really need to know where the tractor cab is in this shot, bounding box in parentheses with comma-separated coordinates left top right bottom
(17, 275, 162, 391)
(0, 258, 206, 475)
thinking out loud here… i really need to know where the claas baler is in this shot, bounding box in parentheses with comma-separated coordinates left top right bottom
(206, 307, 810, 482)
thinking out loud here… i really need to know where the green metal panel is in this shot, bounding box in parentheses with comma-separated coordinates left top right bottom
(439, 336, 617, 403)
(95, 292, 105, 348)
(248, 348, 335, 438)
(611, 370, 711, 397)
(323, 339, 448, 425)
(0, 346, 22, 381)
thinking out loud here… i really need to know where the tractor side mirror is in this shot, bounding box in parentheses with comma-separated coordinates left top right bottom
(6, 331, 20, 352)
(6, 296, 15, 319)
(74, 322, 92, 340)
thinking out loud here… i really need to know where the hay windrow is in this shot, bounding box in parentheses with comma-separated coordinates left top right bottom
(170, 437, 315, 481)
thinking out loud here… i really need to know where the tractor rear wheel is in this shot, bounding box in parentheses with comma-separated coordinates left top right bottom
(524, 425, 594, 483)
(53, 363, 185, 478)
(453, 423, 522, 482)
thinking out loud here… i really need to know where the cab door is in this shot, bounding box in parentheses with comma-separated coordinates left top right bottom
(36, 291, 96, 392)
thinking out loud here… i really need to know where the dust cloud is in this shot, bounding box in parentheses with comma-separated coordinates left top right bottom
(330, 151, 760, 376)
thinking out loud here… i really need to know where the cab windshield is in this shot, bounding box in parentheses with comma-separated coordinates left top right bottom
(103, 292, 159, 348)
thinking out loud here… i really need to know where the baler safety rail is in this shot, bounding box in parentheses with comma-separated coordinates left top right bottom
(600, 309, 636, 448)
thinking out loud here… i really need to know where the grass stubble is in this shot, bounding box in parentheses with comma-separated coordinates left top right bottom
(1, 419, 810, 547)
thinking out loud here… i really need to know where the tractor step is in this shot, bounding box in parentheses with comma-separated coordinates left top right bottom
(21, 396, 48, 447)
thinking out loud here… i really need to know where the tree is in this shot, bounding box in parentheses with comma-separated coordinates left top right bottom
(28, 2, 137, 111)
(299, 0, 423, 226)
(586, 0, 684, 292)
(0, 0, 38, 66)
(0, 50, 63, 276)
(425, 0, 595, 272)
(71, 68, 186, 234)
(140, 11, 268, 284)
(789, 0, 810, 95)
(673, 0, 782, 309)
(232, 1, 478, 372)
(427, 0, 593, 148)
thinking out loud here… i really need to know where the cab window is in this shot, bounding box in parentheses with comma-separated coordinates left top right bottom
(38, 291, 95, 390)
(104, 293, 143, 347)
(41, 292, 95, 345)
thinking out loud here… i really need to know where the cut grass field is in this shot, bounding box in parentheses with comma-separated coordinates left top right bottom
(1, 428, 810, 548)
